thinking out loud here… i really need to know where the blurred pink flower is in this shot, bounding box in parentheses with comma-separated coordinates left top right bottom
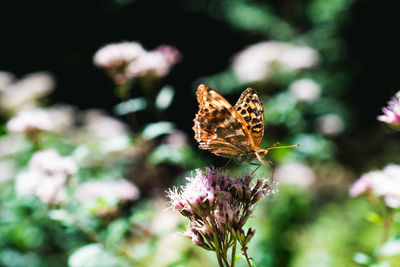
(81, 109, 129, 141)
(6, 108, 53, 134)
(29, 149, 77, 176)
(164, 130, 188, 148)
(0, 72, 54, 113)
(47, 105, 76, 133)
(154, 45, 182, 65)
(93, 41, 146, 68)
(125, 46, 181, 79)
(15, 150, 76, 204)
(75, 180, 140, 203)
(16, 170, 67, 204)
(289, 78, 321, 102)
(232, 41, 319, 83)
(274, 162, 315, 188)
(316, 114, 345, 135)
(0, 71, 15, 89)
(350, 164, 400, 208)
(377, 97, 400, 128)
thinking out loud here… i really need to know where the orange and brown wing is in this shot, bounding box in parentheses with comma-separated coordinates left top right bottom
(233, 88, 265, 148)
(193, 84, 255, 159)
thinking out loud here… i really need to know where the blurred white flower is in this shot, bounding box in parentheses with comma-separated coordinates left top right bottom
(93, 41, 146, 68)
(94, 42, 181, 83)
(47, 105, 76, 133)
(75, 180, 140, 203)
(0, 72, 54, 113)
(232, 41, 319, 83)
(274, 162, 315, 188)
(0, 71, 15, 89)
(164, 130, 188, 148)
(125, 46, 181, 79)
(6, 108, 53, 134)
(316, 114, 345, 135)
(350, 164, 400, 208)
(15, 170, 67, 204)
(30, 149, 77, 176)
(289, 78, 321, 102)
(0, 159, 17, 183)
(82, 109, 129, 141)
(15, 150, 77, 204)
(279, 46, 319, 70)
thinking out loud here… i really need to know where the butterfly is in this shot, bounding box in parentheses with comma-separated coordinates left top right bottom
(193, 84, 299, 168)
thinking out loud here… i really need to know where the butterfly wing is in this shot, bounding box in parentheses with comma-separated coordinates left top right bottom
(233, 88, 265, 148)
(193, 84, 255, 159)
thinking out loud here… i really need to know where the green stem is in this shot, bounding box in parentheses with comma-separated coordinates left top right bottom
(241, 243, 253, 267)
(381, 207, 393, 245)
(231, 234, 237, 267)
(213, 230, 225, 267)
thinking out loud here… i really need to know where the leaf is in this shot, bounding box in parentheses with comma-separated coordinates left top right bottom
(141, 121, 175, 140)
(114, 97, 147, 115)
(234, 254, 256, 266)
(155, 85, 175, 110)
(370, 261, 391, 267)
(68, 244, 130, 267)
(366, 212, 383, 225)
(379, 237, 400, 256)
(104, 219, 129, 245)
(352, 252, 372, 265)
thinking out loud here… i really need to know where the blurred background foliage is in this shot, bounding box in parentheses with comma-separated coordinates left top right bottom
(1, 0, 400, 266)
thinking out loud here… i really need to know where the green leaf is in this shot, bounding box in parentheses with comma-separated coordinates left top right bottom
(155, 85, 175, 110)
(366, 212, 383, 225)
(379, 237, 400, 256)
(104, 219, 129, 245)
(370, 261, 390, 267)
(68, 244, 130, 267)
(114, 97, 147, 115)
(352, 252, 372, 265)
(141, 121, 175, 140)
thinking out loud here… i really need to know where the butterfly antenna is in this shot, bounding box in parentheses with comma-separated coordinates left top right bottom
(267, 144, 300, 150)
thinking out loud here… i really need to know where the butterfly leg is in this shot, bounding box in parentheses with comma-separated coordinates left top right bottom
(249, 162, 260, 176)
(221, 159, 232, 170)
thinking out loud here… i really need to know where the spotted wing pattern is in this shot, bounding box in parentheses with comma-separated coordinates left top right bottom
(233, 88, 265, 148)
(193, 84, 255, 159)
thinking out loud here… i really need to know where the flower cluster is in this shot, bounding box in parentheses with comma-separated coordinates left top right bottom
(168, 168, 274, 264)
(232, 41, 319, 83)
(93, 41, 181, 84)
(6, 108, 53, 135)
(15, 149, 77, 204)
(349, 164, 400, 208)
(0, 72, 54, 114)
(377, 96, 400, 130)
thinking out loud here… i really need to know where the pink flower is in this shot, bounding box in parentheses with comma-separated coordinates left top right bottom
(6, 108, 53, 134)
(30, 149, 77, 176)
(167, 168, 273, 248)
(93, 42, 146, 68)
(125, 46, 181, 79)
(377, 97, 400, 128)
(349, 164, 400, 208)
(232, 41, 319, 83)
(75, 180, 140, 203)
(0, 72, 54, 113)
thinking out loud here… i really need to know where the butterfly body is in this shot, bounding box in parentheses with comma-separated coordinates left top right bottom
(193, 84, 299, 166)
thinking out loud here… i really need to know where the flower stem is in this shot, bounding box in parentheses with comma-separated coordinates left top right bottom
(231, 235, 237, 267)
(213, 230, 225, 267)
(241, 244, 253, 267)
(381, 207, 393, 245)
